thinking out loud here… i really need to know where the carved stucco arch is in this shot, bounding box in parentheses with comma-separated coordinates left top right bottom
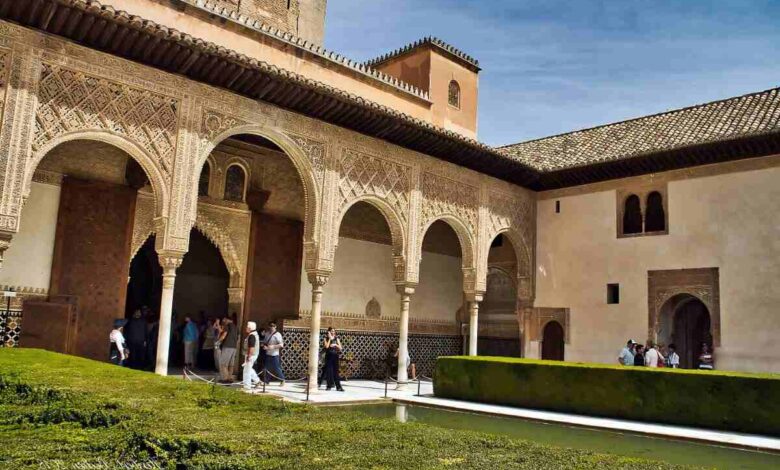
(333, 195, 407, 282)
(485, 227, 534, 305)
(196, 123, 319, 245)
(27, 130, 169, 219)
(417, 215, 478, 292)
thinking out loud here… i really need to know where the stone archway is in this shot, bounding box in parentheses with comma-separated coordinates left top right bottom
(659, 294, 712, 369)
(648, 268, 720, 347)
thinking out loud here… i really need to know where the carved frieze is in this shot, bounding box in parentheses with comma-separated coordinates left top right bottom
(33, 63, 180, 176)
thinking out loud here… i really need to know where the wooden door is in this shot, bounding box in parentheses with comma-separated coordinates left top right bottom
(541, 321, 565, 361)
(673, 299, 711, 369)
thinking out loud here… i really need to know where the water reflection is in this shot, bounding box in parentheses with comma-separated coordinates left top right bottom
(395, 404, 408, 423)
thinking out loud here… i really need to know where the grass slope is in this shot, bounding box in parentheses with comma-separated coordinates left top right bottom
(0, 349, 690, 469)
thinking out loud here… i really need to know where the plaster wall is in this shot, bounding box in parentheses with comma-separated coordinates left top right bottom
(0, 182, 60, 292)
(299, 237, 463, 323)
(534, 162, 780, 372)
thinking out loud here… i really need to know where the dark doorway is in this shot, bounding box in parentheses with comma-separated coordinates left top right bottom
(541, 321, 565, 361)
(673, 298, 712, 369)
(126, 235, 162, 316)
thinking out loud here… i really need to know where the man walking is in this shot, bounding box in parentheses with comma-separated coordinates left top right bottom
(182, 316, 199, 370)
(262, 322, 285, 386)
(242, 321, 261, 390)
(217, 317, 237, 383)
(618, 339, 635, 366)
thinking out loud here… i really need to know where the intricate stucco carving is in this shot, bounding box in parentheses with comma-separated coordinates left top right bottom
(201, 110, 247, 145)
(648, 268, 721, 347)
(0, 48, 8, 128)
(337, 148, 411, 222)
(130, 192, 157, 259)
(194, 204, 251, 288)
(286, 132, 326, 176)
(34, 63, 179, 177)
(486, 189, 536, 301)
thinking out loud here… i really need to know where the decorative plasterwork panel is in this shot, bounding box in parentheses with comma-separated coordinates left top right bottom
(0, 48, 9, 129)
(648, 268, 720, 347)
(34, 63, 180, 176)
(486, 189, 536, 301)
(337, 148, 411, 221)
(201, 109, 247, 146)
(286, 132, 326, 177)
(526, 307, 570, 343)
(130, 191, 156, 259)
(420, 172, 477, 233)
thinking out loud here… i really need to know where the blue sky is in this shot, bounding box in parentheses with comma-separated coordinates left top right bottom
(324, 0, 780, 146)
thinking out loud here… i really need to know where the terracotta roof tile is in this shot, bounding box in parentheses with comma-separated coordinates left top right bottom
(500, 87, 780, 172)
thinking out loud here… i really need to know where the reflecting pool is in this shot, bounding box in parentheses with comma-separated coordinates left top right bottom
(353, 403, 780, 469)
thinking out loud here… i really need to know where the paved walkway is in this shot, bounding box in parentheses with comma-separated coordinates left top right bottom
(181, 371, 780, 453)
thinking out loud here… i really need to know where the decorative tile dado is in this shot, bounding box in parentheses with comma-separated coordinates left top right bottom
(34, 63, 180, 175)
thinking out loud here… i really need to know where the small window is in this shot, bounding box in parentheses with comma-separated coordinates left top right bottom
(622, 194, 642, 235)
(198, 162, 210, 197)
(224, 165, 246, 202)
(555, 200, 560, 213)
(607, 284, 620, 304)
(448, 80, 460, 108)
(645, 191, 665, 232)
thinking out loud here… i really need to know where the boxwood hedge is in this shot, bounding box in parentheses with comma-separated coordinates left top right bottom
(434, 356, 780, 436)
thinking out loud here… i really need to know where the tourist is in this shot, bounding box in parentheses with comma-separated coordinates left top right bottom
(322, 327, 344, 391)
(262, 322, 285, 386)
(145, 313, 159, 371)
(124, 309, 147, 369)
(633, 344, 645, 366)
(211, 317, 223, 373)
(644, 340, 660, 368)
(242, 321, 261, 390)
(394, 347, 411, 378)
(618, 339, 635, 366)
(109, 319, 128, 366)
(200, 315, 216, 370)
(698, 343, 714, 370)
(218, 317, 237, 383)
(667, 343, 680, 368)
(182, 316, 199, 370)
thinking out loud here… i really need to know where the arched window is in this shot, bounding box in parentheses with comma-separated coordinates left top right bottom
(645, 191, 666, 232)
(622, 194, 642, 235)
(224, 165, 246, 202)
(198, 162, 210, 197)
(448, 80, 460, 108)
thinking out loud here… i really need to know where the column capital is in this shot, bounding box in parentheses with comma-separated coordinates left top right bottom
(157, 251, 184, 272)
(395, 283, 417, 296)
(465, 292, 484, 303)
(306, 270, 331, 288)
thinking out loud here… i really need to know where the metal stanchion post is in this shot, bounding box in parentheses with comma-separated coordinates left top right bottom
(417, 376, 421, 397)
(384, 376, 388, 398)
(262, 368, 266, 393)
(306, 374, 310, 402)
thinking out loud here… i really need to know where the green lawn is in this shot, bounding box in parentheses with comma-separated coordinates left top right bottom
(0, 349, 690, 469)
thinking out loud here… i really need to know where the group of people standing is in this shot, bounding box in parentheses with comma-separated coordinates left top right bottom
(618, 339, 714, 370)
(108, 307, 159, 369)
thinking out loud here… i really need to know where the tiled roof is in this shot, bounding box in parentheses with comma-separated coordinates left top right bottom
(500, 87, 780, 172)
(364, 37, 480, 71)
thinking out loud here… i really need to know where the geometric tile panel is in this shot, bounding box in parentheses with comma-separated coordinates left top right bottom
(280, 327, 461, 380)
(0, 309, 22, 348)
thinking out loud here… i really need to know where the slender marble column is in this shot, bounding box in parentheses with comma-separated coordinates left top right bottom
(467, 294, 483, 356)
(307, 273, 329, 392)
(396, 285, 415, 390)
(155, 255, 182, 376)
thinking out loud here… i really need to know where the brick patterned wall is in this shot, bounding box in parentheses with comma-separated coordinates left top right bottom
(49, 178, 136, 361)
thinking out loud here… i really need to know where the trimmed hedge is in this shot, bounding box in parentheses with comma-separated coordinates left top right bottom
(434, 356, 780, 436)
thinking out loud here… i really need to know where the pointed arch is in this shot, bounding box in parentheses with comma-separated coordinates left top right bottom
(27, 130, 169, 219)
(418, 215, 477, 288)
(485, 228, 534, 303)
(197, 123, 319, 245)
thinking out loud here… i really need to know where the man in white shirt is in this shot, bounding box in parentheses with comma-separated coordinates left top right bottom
(644, 340, 660, 368)
(667, 343, 680, 368)
(262, 322, 285, 386)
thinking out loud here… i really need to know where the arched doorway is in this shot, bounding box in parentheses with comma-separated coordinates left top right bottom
(125, 229, 229, 369)
(541, 321, 565, 361)
(480, 233, 521, 357)
(661, 294, 712, 369)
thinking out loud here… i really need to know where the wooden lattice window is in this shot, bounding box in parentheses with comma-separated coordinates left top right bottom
(448, 80, 460, 108)
(224, 165, 246, 202)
